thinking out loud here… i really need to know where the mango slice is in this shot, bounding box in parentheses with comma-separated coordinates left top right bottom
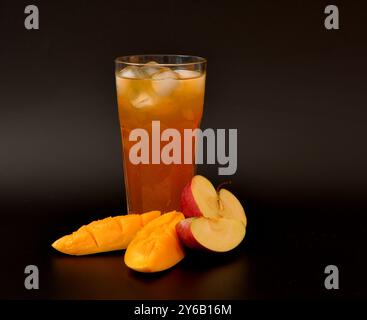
(52, 211, 161, 255)
(124, 211, 185, 272)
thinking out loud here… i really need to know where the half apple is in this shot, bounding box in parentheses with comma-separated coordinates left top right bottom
(177, 175, 247, 252)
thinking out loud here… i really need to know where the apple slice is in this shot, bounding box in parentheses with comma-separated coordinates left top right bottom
(181, 175, 246, 225)
(181, 175, 220, 218)
(178, 175, 247, 252)
(218, 188, 247, 226)
(176, 217, 246, 252)
(175, 217, 200, 249)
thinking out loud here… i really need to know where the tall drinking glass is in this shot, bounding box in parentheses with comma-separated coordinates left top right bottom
(115, 55, 206, 213)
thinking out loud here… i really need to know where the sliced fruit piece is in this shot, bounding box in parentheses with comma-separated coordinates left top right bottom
(141, 210, 162, 225)
(181, 175, 220, 218)
(124, 211, 185, 272)
(181, 175, 246, 223)
(51, 211, 161, 255)
(179, 175, 247, 253)
(175, 217, 202, 249)
(218, 188, 247, 226)
(176, 217, 245, 252)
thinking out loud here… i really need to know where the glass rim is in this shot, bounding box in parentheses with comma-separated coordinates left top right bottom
(115, 54, 207, 67)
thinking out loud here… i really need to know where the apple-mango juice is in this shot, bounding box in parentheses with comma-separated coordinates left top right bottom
(116, 68, 205, 213)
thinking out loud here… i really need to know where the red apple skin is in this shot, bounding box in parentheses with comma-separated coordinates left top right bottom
(176, 218, 204, 249)
(180, 181, 202, 218)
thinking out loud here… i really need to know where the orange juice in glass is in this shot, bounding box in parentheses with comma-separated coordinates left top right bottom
(115, 55, 206, 213)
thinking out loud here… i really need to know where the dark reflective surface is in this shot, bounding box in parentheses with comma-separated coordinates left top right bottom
(2, 200, 366, 299)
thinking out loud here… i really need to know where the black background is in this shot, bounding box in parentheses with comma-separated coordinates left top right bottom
(0, 0, 366, 299)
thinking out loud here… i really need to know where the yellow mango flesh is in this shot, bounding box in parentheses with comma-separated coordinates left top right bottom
(52, 211, 161, 255)
(124, 211, 185, 273)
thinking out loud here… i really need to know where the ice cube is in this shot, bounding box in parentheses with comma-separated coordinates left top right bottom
(174, 69, 201, 79)
(151, 69, 179, 96)
(119, 66, 145, 79)
(130, 91, 155, 108)
(141, 61, 161, 77)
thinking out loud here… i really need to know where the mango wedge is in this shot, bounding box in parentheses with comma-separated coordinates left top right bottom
(124, 211, 185, 272)
(52, 211, 161, 255)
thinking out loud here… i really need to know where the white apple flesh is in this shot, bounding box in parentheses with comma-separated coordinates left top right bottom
(180, 175, 220, 218)
(176, 217, 246, 252)
(218, 188, 247, 226)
